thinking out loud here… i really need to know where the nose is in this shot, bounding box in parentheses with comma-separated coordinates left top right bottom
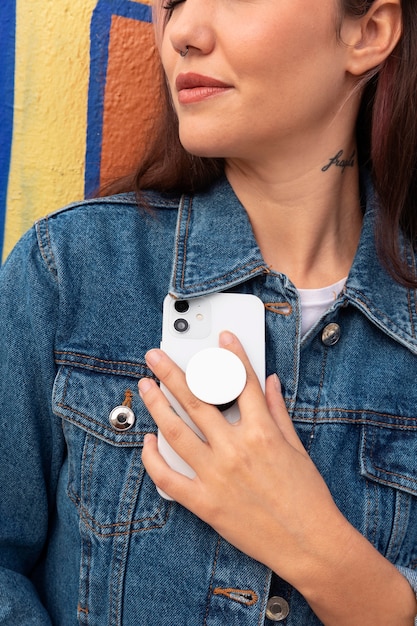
(165, 0, 216, 57)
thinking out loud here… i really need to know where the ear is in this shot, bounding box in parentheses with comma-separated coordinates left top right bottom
(341, 0, 402, 76)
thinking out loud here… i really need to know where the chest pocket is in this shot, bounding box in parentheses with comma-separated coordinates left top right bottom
(360, 418, 417, 569)
(52, 363, 171, 538)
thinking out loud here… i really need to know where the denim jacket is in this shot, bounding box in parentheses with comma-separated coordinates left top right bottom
(0, 176, 416, 626)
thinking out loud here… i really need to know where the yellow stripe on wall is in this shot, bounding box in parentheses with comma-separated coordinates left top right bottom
(4, 0, 98, 260)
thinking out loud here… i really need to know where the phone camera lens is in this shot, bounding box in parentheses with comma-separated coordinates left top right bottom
(174, 318, 189, 333)
(174, 300, 189, 313)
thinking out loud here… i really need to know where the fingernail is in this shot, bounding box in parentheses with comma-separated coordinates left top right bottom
(138, 378, 153, 397)
(145, 349, 163, 367)
(219, 331, 234, 346)
(143, 433, 153, 445)
(272, 373, 281, 392)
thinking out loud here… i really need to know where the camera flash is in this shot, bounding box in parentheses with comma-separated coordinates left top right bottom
(196, 313, 204, 321)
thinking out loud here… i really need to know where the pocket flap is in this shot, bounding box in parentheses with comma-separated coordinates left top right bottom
(53, 363, 155, 445)
(361, 422, 417, 497)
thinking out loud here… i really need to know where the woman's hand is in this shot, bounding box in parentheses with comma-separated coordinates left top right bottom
(139, 331, 348, 587)
(139, 331, 417, 624)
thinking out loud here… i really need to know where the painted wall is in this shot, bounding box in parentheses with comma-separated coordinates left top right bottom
(0, 0, 161, 262)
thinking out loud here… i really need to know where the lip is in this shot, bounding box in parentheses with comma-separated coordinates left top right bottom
(176, 72, 231, 91)
(175, 72, 233, 104)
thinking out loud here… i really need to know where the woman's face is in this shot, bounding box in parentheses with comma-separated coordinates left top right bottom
(159, 0, 357, 162)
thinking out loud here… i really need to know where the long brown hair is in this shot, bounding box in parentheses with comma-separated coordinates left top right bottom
(111, 0, 417, 287)
(349, 0, 417, 286)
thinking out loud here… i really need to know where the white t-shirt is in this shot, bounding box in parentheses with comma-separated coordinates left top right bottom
(298, 277, 347, 336)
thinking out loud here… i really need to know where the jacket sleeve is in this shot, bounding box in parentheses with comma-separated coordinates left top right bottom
(0, 227, 64, 624)
(397, 567, 417, 617)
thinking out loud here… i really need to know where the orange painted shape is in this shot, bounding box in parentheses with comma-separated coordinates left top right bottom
(100, 16, 162, 188)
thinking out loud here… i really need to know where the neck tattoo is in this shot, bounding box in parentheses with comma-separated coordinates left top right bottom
(322, 149, 356, 174)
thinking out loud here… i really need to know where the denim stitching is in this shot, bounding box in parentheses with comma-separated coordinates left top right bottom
(370, 484, 378, 548)
(369, 463, 417, 486)
(172, 194, 269, 291)
(387, 490, 410, 562)
(55, 351, 148, 367)
(172, 262, 269, 293)
(55, 362, 151, 378)
(257, 570, 272, 626)
(172, 194, 187, 289)
(364, 458, 379, 548)
(306, 347, 328, 455)
(288, 300, 301, 419)
(386, 490, 406, 561)
(85, 438, 98, 511)
(36, 193, 177, 224)
(368, 426, 417, 486)
(60, 366, 71, 400)
(173, 196, 268, 292)
(406, 253, 417, 337)
(55, 409, 154, 441)
(36, 217, 58, 279)
(110, 447, 141, 626)
(203, 536, 222, 625)
(79, 432, 90, 511)
(67, 489, 172, 535)
(408, 287, 417, 338)
(292, 408, 417, 426)
(348, 289, 417, 346)
(364, 474, 372, 545)
(55, 352, 152, 377)
(180, 195, 193, 289)
(77, 533, 92, 624)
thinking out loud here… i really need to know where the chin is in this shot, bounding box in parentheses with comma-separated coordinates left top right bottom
(183, 147, 222, 159)
(179, 130, 231, 159)
(179, 140, 226, 159)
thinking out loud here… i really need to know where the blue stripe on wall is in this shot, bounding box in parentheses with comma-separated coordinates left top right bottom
(85, 0, 152, 197)
(0, 0, 16, 262)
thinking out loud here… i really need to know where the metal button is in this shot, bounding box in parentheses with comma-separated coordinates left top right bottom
(266, 596, 290, 621)
(109, 405, 135, 431)
(321, 322, 341, 346)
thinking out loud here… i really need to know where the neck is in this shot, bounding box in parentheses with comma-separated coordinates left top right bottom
(225, 142, 363, 289)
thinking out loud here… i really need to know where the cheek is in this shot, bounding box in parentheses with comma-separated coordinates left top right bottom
(159, 47, 178, 105)
(229, 19, 324, 84)
(160, 34, 175, 81)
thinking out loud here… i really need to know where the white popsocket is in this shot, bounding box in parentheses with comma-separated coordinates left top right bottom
(185, 347, 247, 405)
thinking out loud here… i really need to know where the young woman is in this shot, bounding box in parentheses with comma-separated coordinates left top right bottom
(1, 0, 417, 624)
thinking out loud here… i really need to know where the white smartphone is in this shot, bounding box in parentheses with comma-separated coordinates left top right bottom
(157, 292, 265, 499)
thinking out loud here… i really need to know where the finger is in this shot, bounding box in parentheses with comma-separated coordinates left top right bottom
(141, 433, 197, 502)
(138, 376, 211, 466)
(218, 330, 262, 387)
(265, 374, 307, 455)
(144, 349, 225, 440)
(218, 331, 269, 418)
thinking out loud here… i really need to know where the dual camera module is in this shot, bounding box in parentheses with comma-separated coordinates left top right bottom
(170, 298, 210, 341)
(173, 300, 190, 333)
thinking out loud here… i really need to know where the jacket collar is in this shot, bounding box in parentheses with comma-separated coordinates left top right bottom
(169, 176, 269, 298)
(343, 182, 417, 354)
(169, 175, 417, 354)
